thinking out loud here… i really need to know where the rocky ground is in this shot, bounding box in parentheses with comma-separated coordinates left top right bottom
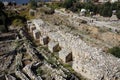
(0, 27, 85, 80)
(0, 7, 120, 80)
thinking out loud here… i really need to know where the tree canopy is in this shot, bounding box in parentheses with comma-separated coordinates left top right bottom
(0, 1, 4, 10)
(29, 0, 37, 9)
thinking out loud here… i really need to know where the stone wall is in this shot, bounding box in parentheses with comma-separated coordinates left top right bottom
(28, 19, 120, 80)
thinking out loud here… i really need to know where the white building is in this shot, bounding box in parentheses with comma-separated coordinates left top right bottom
(110, 0, 119, 3)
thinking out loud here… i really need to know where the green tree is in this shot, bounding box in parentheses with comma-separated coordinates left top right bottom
(108, 46, 120, 58)
(0, 1, 4, 10)
(0, 10, 8, 32)
(29, 0, 37, 10)
(64, 0, 77, 9)
(116, 10, 120, 19)
(12, 19, 24, 27)
(99, 2, 112, 17)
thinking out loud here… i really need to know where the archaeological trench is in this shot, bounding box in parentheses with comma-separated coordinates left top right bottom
(0, 10, 120, 80)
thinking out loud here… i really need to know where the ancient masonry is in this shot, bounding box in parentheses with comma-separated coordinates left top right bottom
(27, 19, 120, 80)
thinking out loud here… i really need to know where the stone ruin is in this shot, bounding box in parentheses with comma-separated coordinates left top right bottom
(27, 19, 120, 80)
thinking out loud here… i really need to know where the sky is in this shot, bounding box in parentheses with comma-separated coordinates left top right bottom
(0, 0, 29, 4)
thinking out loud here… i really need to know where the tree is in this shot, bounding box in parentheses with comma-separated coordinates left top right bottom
(29, 0, 37, 10)
(108, 46, 120, 58)
(64, 0, 77, 9)
(0, 10, 8, 32)
(116, 10, 120, 19)
(99, 2, 112, 17)
(0, 1, 4, 10)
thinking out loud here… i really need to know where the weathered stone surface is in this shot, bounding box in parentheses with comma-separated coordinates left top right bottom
(15, 70, 29, 80)
(48, 40, 60, 53)
(24, 43, 40, 61)
(35, 76, 43, 80)
(5, 75, 16, 80)
(59, 48, 72, 63)
(23, 62, 37, 80)
(32, 19, 45, 31)
(30, 25, 36, 33)
(15, 53, 23, 68)
(41, 62, 67, 80)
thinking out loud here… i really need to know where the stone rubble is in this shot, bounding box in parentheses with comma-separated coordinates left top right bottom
(5, 75, 16, 80)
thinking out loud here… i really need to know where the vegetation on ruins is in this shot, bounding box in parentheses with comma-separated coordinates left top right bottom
(108, 46, 120, 58)
(0, 1, 4, 10)
(6, 10, 26, 27)
(63, 0, 120, 18)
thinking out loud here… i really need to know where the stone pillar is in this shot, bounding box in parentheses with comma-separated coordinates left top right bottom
(33, 29, 40, 40)
(59, 48, 72, 63)
(30, 25, 36, 33)
(48, 40, 60, 53)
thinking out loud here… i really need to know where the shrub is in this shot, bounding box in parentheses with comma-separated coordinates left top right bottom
(12, 19, 24, 27)
(0, 25, 6, 32)
(36, 67, 43, 76)
(116, 10, 120, 19)
(108, 46, 120, 58)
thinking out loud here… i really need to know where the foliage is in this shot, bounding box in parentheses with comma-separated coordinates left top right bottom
(64, 0, 77, 9)
(5, 10, 27, 27)
(46, 3, 63, 9)
(0, 10, 8, 32)
(62, 1, 120, 17)
(108, 46, 120, 58)
(0, 25, 6, 32)
(36, 67, 44, 76)
(99, 2, 112, 17)
(0, 1, 4, 10)
(12, 19, 24, 27)
(28, 0, 37, 10)
(116, 10, 120, 19)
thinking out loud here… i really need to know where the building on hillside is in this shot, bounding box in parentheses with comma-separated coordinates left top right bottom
(110, 0, 119, 3)
(99, 0, 119, 3)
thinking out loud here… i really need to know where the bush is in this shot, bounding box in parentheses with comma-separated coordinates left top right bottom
(0, 25, 6, 32)
(12, 19, 24, 27)
(36, 67, 44, 76)
(116, 10, 120, 19)
(108, 46, 120, 58)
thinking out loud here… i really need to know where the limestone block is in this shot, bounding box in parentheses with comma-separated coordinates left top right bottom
(15, 71, 29, 80)
(40, 35, 49, 45)
(32, 19, 45, 31)
(5, 75, 16, 80)
(33, 29, 40, 40)
(59, 48, 72, 63)
(30, 25, 36, 33)
(35, 76, 42, 80)
(48, 40, 60, 53)
(27, 21, 32, 29)
(23, 62, 37, 80)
